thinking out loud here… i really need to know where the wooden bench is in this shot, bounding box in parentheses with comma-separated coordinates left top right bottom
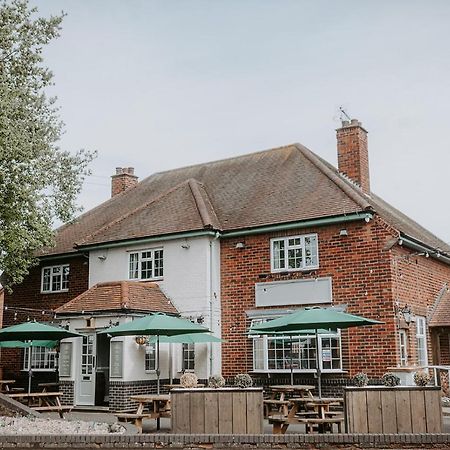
(263, 399, 290, 418)
(268, 415, 288, 434)
(34, 405, 72, 417)
(115, 413, 154, 433)
(298, 417, 344, 434)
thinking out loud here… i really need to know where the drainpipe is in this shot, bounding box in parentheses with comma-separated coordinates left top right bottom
(209, 232, 221, 377)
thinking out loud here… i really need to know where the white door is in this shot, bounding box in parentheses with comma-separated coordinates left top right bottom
(76, 334, 96, 406)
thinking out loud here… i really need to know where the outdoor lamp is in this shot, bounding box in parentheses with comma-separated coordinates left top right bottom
(401, 305, 413, 325)
(135, 336, 147, 345)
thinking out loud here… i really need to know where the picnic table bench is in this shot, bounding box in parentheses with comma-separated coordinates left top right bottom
(7, 391, 71, 418)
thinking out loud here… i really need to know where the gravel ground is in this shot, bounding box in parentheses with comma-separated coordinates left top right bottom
(0, 415, 125, 435)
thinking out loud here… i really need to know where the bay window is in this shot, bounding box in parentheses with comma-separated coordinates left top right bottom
(252, 326, 341, 372)
(271, 234, 318, 272)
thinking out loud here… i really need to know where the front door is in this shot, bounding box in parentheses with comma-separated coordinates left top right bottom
(76, 333, 96, 405)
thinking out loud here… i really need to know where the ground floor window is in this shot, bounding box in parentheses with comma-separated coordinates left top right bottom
(23, 347, 57, 371)
(416, 316, 428, 366)
(182, 343, 195, 371)
(145, 343, 156, 371)
(252, 326, 341, 372)
(399, 329, 408, 366)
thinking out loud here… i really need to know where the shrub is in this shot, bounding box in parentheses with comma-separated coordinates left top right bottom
(382, 372, 400, 387)
(234, 373, 253, 388)
(414, 371, 431, 386)
(208, 374, 226, 388)
(353, 372, 369, 387)
(180, 372, 198, 388)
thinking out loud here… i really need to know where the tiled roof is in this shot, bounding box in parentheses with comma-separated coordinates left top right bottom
(55, 281, 178, 315)
(40, 143, 450, 256)
(429, 286, 450, 327)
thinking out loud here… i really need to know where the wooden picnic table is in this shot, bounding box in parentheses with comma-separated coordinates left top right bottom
(269, 396, 344, 435)
(7, 391, 71, 418)
(264, 385, 315, 418)
(0, 379, 16, 393)
(38, 382, 59, 392)
(116, 394, 171, 432)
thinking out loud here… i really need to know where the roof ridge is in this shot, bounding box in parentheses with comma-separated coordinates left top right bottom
(187, 179, 218, 229)
(75, 179, 195, 247)
(294, 144, 372, 211)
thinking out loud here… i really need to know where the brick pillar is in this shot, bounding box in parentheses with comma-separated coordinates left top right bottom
(111, 167, 138, 197)
(336, 119, 370, 193)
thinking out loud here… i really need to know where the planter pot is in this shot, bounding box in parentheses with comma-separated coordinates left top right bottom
(171, 387, 263, 434)
(344, 386, 442, 433)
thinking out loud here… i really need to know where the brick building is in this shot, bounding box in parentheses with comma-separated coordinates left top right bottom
(2, 118, 450, 406)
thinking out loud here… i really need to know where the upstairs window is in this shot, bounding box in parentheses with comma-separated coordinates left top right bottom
(41, 265, 69, 293)
(271, 234, 318, 272)
(129, 249, 164, 280)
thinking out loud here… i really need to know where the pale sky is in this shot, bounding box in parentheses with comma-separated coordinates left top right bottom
(35, 0, 450, 243)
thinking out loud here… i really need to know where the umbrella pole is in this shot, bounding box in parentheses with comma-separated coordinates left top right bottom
(315, 328, 322, 398)
(156, 335, 160, 395)
(28, 345, 32, 394)
(169, 343, 173, 384)
(290, 335, 294, 386)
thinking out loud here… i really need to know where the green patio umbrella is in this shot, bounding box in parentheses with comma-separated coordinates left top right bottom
(0, 321, 82, 393)
(99, 313, 209, 395)
(0, 340, 58, 348)
(147, 333, 224, 344)
(250, 307, 382, 397)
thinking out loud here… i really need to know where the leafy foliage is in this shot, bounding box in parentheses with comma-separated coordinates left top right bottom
(180, 372, 198, 388)
(413, 371, 431, 386)
(208, 374, 225, 388)
(382, 372, 400, 387)
(0, 0, 95, 290)
(353, 372, 369, 387)
(234, 373, 253, 388)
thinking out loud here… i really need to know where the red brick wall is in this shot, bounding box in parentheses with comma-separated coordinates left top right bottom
(392, 246, 450, 366)
(1, 255, 89, 374)
(220, 217, 450, 378)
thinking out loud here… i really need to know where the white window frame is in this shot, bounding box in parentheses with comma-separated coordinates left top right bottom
(41, 264, 70, 293)
(270, 234, 319, 273)
(128, 248, 164, 281)
(251, 320, 342, 373)
(145, 343, 156, 372)
(23, 347, 58, 372)
(399, 329, 408, 366)
(416, 316, 428, 366)
(182, 343, 195, 371)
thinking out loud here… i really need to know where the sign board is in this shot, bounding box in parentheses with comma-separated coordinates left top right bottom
(322, 349, 332, 362)
(110, 341, 123, 378)
(255, 277, 332, 307)
(59, 342, 72, 377)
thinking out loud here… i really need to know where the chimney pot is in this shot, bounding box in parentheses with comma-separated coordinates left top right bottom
(111, 166, 138, 197)
(336, 119, 370, 193)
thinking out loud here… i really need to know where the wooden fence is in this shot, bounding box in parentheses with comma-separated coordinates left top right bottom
(171, 388, 263, 434)
(344, 386, 442, 433)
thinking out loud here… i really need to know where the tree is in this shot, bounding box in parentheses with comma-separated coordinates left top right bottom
(0, 0, 95, 291)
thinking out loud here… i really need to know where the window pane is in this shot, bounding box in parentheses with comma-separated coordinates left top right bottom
(129, 253, 139, 279)
(305, 235, 318, 267)
(182, 343, 195, 370)
(288, 248, 302, 269)
(62, 266, 70, 290)
(42, 268, 51, 291)
(51, 267, 62, 291)
(154, 250, 164, 277)
(272, 240, 285, 270)
(141, 259, 153, 279)
(145, 343, 156, 371)
(253, 337, 265, 370)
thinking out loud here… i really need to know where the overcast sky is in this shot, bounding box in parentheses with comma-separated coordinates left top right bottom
(35, 0, 450, 243)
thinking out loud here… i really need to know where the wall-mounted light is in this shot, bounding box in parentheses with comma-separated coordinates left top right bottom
(181, 243, 190, 249)
(135, 336, 147, 345)
(235, 242, 245, 249)
(98, 255, 107, 261)
(396, 303, 413, 326)
(339, 229, 348, 237)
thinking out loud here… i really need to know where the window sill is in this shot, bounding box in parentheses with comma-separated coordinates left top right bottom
(41, 289, 69, 294)
(251, 369, 346, 374)
(270, 267, 319, 274)
(129, 278, 164, 282)
(21, 369, 57, 372)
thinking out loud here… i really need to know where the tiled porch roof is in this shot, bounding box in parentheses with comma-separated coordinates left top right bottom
(429, 286, 450, 327)
(55, 281, 178, 315)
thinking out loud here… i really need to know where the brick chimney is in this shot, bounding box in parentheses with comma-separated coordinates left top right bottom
(111, 167, 138, 197)
(336, 119, 370, 193)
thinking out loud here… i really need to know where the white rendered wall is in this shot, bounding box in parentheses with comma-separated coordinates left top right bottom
(88, 236, 221, 380)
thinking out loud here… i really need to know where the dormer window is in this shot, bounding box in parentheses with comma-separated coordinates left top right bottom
(129, 249, 164, 280)
(270, 234, 319, 272)
(41, 264, 70, 293)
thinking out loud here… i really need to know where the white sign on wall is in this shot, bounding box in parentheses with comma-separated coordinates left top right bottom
(255, 277, 332, 307)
